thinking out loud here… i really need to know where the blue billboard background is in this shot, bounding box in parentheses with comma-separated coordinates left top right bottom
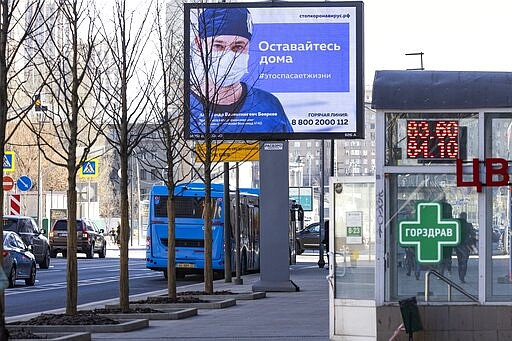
(245, 23, 350, 93)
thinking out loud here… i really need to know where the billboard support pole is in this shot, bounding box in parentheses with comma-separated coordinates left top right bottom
(253, 141, 298, 292)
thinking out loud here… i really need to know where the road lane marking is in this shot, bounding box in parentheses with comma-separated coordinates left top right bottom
(5, 272, 163, 296)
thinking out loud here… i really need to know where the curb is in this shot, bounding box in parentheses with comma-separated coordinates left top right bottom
(106, 297, 237, 310)
(8, 319, 149, 333)
(99, 307, 198, 320)
(10, 331, 91, 341)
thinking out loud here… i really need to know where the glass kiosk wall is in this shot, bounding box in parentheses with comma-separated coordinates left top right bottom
(384, 113, 481, 301)
(368, 70, 512, 339)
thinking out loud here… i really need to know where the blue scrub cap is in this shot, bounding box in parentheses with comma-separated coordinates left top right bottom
(198, 8, 253, 41)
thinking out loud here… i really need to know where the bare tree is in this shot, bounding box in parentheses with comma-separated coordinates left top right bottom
(96, 0, 156, 312)
(187, 6, 264, 294)
(27, 0, 106, 315)
(6, 123, 67, 191)
(0, 0, 50, 337)
(139, 0, 195, 300)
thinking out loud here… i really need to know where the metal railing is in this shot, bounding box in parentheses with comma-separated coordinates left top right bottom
(335, 248, 349, 277)
(424, 269, 478, 302)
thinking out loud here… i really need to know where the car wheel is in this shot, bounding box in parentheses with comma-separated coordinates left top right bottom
(98, 242, 106, 258)
(295, 241, 304, 255)
(39, 249, 51, 269)
(25, 264, 36, 286)
(86, 242, 94, 259)
(7, 266, 16, 288)
(62, 251, 67, 258)
(49, 249, 57, 258)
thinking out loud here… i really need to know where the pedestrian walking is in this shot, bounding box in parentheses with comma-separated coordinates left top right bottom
(455, 212, 475, 283)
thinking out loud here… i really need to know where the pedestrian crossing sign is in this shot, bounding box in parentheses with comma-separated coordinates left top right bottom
(3, 151, 15, 173)
(79, 159, 98, 178)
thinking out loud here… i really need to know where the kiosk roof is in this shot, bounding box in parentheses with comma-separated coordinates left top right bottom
(372, 70, 512, 110)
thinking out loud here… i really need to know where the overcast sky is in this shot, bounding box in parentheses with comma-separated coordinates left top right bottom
(364, 0, 512, 85)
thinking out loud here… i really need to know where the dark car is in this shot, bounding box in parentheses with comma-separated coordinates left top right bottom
(49, 218, 107, 259)
(296, 221, 328, 255)
(3, 231, 37, 287)
(3, 215, 50, 269)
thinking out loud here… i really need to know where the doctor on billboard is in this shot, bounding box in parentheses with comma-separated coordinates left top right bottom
(189, 7, 293, 137)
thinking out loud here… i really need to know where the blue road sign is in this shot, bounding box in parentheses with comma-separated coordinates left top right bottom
(17, 175, 32, 192)
(3, 151, 15, 172)
(80, 159, 98, 178)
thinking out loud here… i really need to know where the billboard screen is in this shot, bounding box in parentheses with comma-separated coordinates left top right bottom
(184, 2, 364, 141)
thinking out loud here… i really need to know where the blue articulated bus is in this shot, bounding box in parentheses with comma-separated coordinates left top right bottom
(145, 182, 260, 279)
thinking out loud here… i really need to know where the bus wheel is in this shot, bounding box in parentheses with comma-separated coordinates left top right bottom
(213, 270, 224, 280)
(176, 270, 185, 279)
(241, 251, 248, 275)
(295, 241, 303, 255)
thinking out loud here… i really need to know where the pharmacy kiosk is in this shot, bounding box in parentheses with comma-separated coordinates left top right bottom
(329, 70, 512, 340)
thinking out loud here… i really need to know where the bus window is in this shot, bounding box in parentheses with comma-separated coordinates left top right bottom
(176, 197, 204, 218)
(154, 196, 168, 217)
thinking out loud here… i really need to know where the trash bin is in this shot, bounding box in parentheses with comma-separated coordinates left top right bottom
(399, 296, 423, 338)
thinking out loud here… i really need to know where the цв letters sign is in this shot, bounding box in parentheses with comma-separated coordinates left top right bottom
(399, 202, 460, 264)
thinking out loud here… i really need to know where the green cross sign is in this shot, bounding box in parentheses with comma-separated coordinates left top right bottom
(399, 202, 460, 264)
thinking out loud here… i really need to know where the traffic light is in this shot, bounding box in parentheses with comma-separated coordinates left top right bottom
(34, 94, 42, 111)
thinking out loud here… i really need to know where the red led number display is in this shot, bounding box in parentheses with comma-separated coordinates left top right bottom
(406, 120, 459, 159)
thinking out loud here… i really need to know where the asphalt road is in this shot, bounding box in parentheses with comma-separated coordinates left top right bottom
(4, 247, 201, 318)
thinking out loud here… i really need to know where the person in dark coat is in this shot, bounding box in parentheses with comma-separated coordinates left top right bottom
(322, 220, 329, 252)
(455, 212, 475, 283)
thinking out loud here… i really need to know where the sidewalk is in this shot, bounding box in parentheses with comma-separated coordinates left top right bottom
(92, 255, 330, 340)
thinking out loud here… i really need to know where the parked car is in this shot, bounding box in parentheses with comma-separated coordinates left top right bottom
(3, 215, 50, 269)
(2, 231, 37, 287)
(49, 218, 107, 259)
(295, 221, 328, 255)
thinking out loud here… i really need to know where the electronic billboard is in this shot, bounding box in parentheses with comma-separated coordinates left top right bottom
(185, 2, 364, 140)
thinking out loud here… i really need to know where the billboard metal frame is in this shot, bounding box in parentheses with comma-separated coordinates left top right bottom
(184, 1, 364, 141)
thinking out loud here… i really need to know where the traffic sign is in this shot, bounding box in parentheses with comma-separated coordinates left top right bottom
(195, 143, 259, 162)
(399, 202, 460, 264)
(289, 187, 313, 211)
(2, 176, 14, 191)
(9, 194, 20, 215)
(3, 151, 15, 173)
(17, 175, 32, 192)
(79, 159, 98, 178)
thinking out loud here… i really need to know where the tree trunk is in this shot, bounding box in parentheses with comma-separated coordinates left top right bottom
(65, 176, 78, 314)
(204, 160, 213, 294)
(0, 1, 8, 337)
(167, 193, 177, 299)
(119, 145, 130, 311)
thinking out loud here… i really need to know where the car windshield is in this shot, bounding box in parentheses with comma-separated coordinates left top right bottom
(3, 233, 18, 248)
(3, 219, 18, 232)
(53, 220, 81, 231)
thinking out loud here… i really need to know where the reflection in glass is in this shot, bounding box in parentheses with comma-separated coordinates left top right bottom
(333, 179, 375, 299)
(489, 116, 512, 300)
(387, 173, 478, 302)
